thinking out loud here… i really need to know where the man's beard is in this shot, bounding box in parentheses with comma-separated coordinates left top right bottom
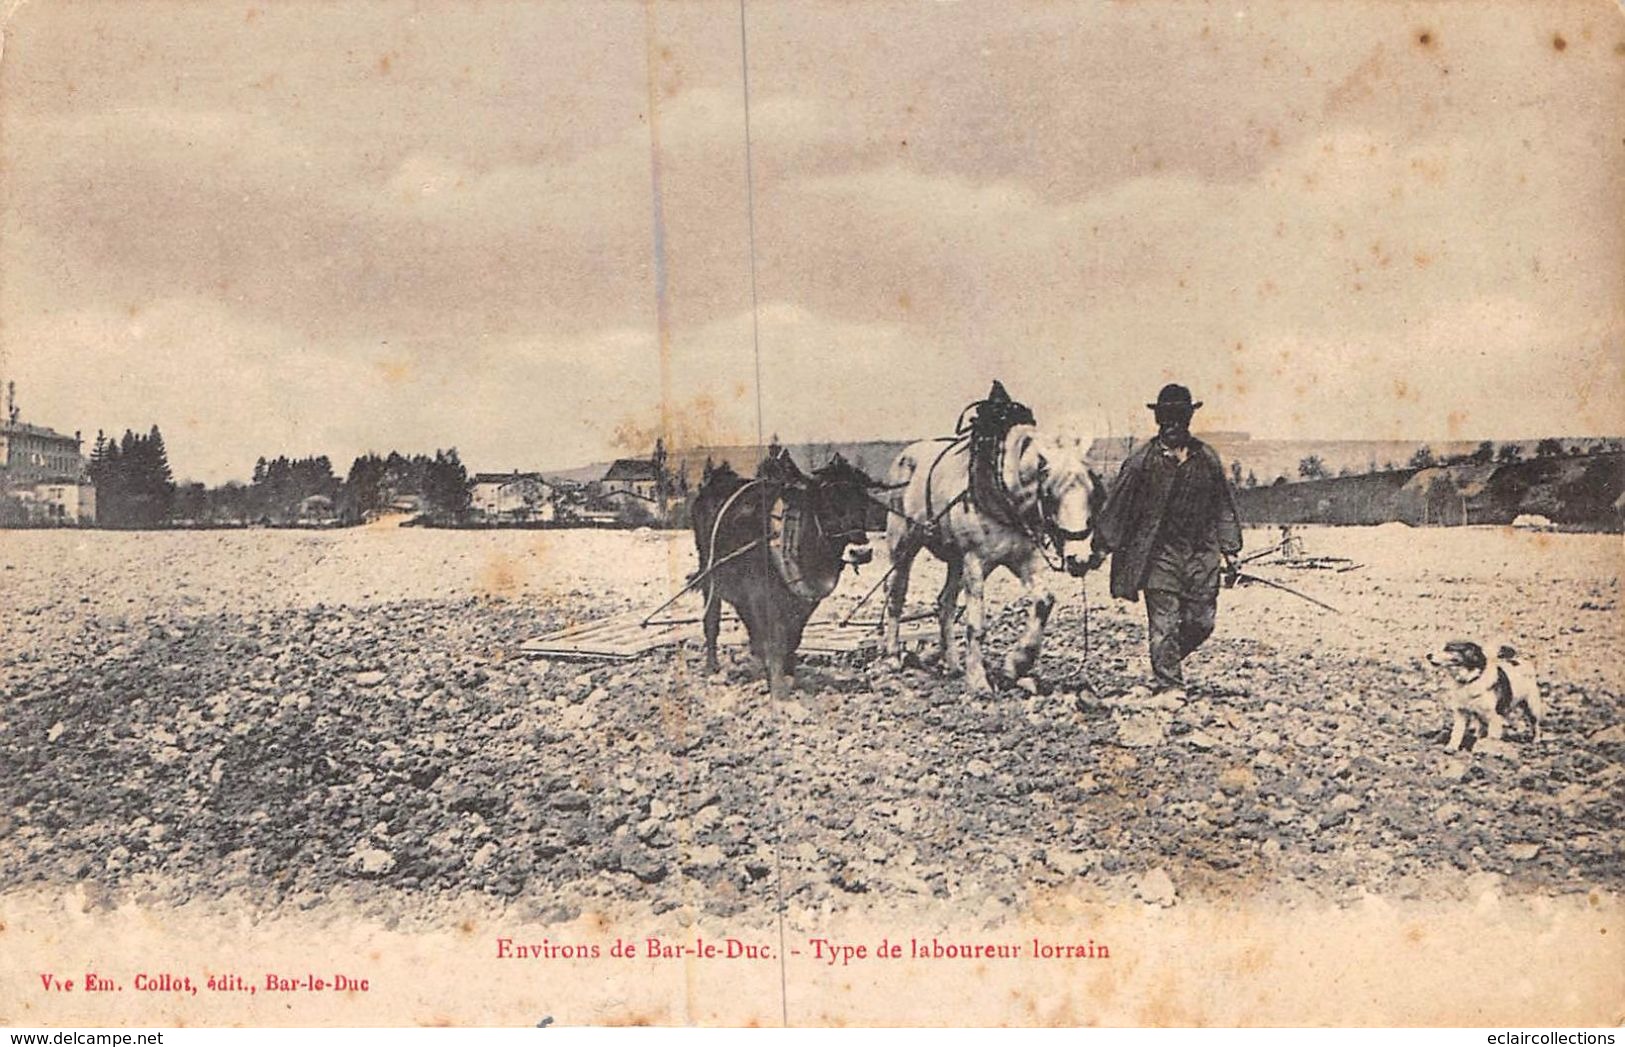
(1159, 423, 1191, 448)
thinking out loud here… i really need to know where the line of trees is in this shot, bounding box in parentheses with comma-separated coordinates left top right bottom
(340, 450, 469, 522)
(1271, 439, 1622, 489)
(82, 435, 471, 526)
(87, 427, 176, 528)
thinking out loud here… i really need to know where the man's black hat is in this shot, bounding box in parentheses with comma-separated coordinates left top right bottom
(1147, 383, 1202, 411)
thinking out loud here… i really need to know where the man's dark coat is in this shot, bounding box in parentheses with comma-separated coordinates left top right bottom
(1093, 437, 1243, 601)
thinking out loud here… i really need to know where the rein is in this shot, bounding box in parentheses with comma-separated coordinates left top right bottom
(699, 478, 766, 617)
(704, 472, 876, 606)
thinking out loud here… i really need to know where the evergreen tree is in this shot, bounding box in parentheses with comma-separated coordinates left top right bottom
(425, 448, 470, 517)
(145, 425, 176, 523)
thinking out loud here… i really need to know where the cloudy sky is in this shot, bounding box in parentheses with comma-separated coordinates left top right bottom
(1, 0, 1621, 483)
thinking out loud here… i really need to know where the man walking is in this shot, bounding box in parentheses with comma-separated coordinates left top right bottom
(1092, 384, 1243, 698)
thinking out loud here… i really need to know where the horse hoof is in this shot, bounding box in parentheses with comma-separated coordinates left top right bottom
(1004, 656, 1035, 680)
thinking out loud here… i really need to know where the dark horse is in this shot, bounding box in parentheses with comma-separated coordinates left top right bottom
(690, 450, 878, 696)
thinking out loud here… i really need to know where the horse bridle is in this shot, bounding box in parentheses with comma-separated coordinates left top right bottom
(801, 475, 873, 547)
(1028, 462, 1093, 566)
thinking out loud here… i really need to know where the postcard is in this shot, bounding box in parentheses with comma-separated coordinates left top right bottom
(1, 0, 1620, 1028)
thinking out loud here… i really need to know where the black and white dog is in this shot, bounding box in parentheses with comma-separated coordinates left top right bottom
(1426, 640, 1543, 750)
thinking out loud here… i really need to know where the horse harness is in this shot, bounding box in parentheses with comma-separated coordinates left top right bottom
(704, 473, 863, 608)
(909, 397, 1090, 570)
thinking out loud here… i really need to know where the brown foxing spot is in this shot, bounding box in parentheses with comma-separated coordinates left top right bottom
(1552, 34, 1567, 52)
(897, 292, 912, 311)
(377, 361, 413, 385)
(480, 555, 521, 597)
(377, 53, 393, 75)
(1416, 31, 1433, 47)
(1236, 944, 1271, 973)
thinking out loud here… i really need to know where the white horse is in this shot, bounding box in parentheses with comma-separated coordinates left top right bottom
(881, 425, 1102, 694)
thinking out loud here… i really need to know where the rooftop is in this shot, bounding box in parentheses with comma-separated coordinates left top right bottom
(2, 421, 80, 443)
(602, 458, 659, 482)
(471, 471, 550, 485)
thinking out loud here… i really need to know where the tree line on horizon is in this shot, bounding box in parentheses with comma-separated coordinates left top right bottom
(1279, 438, 1621, 487)
(84, 425, 470, 526)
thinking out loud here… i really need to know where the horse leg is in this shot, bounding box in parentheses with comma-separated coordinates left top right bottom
(961, 552, 993, 695)
(702, 585, 722, 673)
(882, 531, 921, 663)
(937, 557, 964, 673)
(1004, 552, 1054, 684)
(783, 611, 811, 689)
(765, 617, 792, 699)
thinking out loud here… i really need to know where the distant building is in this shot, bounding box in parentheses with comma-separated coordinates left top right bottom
(600, 458, 661, 505)
(470, 471, 555, 522)
(598, 439, 672, 521)
(1, 421, 85, 486)
(297, 494, 337, 525)
(0, 382, 95, 524)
